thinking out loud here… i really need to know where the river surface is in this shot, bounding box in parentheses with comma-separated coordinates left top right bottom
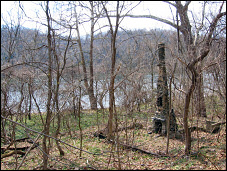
(7, 73, 216, 113)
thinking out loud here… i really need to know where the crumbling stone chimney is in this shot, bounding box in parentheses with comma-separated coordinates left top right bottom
(151, 43, 178, 134)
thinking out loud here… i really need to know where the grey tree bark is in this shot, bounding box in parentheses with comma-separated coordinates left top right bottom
(43, 1, 52, 169)
(101, 1, 120, 140)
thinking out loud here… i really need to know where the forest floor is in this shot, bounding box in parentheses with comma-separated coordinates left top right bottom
(1, 109, 226, 170)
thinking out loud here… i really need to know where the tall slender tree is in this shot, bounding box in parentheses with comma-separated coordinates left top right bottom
(42, 1, 52, 169)
(73, 1, 104, 110)
(101, 1, 121, 140)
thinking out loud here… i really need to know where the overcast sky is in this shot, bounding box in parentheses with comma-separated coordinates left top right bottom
(1, 1, 226, 37)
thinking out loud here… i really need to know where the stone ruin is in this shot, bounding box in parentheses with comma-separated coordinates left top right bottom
(151, 43, 178, 135)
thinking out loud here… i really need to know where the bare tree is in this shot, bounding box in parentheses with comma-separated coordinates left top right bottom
(73, 1, 105, 110)
(52, 28, 72, 156)
(101, 1, 121, 140)
(42, 1, 52, 169)
(119, 1, 226, 154)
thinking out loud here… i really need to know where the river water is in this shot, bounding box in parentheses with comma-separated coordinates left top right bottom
(6, 73, 216, 113)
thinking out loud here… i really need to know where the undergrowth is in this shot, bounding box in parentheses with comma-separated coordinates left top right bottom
(1, 99, 226, 170)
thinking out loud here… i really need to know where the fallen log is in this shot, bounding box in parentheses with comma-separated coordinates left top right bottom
(93, 131, 170, 158)
(107, 139, 170, 158)
(1, 150, 26, 159)
(1, 142, 39, 155)
(1, 137, 38, 154)
(14, 137, 30, 142)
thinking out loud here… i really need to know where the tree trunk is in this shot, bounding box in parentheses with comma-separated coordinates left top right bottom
(107, 40, 117, 140)
(54, 77, 65, 156)
(183, 63, 198, 155)
(51, 22, 71, 157)
(102, 1, 120, 140)
(88, 89, 97, 110)
(43, 2, 52, 169)
(108, 78, 115, 140)
(183, 86, 193, 154)
(28, 77, 32, 120)
(89, 1, 97, 110)
(194, 62, 207, 117)
(78, 85, 83, 157)
(98, 92, 105, 110)
(75, 2, 97, 110)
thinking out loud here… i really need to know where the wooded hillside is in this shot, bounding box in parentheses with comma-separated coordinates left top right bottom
(1, 1, 226, 170)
